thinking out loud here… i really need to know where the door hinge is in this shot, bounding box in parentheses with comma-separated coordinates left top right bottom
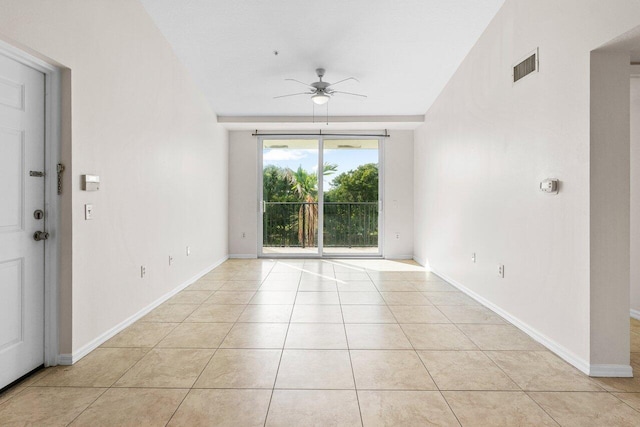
(56, 163, 65, 195)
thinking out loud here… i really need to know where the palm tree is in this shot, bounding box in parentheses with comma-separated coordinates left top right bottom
(286, 163, 337, 247)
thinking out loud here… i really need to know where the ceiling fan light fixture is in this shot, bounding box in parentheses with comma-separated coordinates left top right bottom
(312, 93, 330, 105)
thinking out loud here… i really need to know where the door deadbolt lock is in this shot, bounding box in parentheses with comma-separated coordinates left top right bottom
(33, 210, 44, 220)
(33, 231, 49, 241)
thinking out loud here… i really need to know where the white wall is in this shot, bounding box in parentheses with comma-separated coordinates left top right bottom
(632, 76, 640, 317)
(413, 0, 640, 373)
(228, 130, 413, 258)
(228, 131, 258, 257)
(0, 0, 228, 357)
(383, 131, 414, 259)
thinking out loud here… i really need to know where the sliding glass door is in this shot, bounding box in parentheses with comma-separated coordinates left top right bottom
(259, 136, 382, 257)
(261, 139, 320, 256)
(322, 139, 380, 255)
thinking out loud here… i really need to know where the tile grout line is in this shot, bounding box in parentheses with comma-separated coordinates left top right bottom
(0, 387, 28, 408)
(370, 269, 463, 427)
(521, 390, 567, 426)
(615, 394, 640, 414)
(112, 284, 212, 392)
(0, 262, 251, 422)
(232, 263, 282, 426)
(142, 270, 248, 426)
(420, 284, 567, 425)
(424, 276, 623, 423)
(63, 386, 109, 426)
(450, 323, 526, 393)
(337, 273, 365, 427)
(262, 263, 304, 427)
(165, 263, 274, 426)
(4, 260, 640, 424)
(3, 366, 56, 403)
(455, 329, 565, 425)
(92, 313, 186, 389)
(16, 384, 639, 393)
(528, 389, 640, 416)
(163, 389, 191, 427)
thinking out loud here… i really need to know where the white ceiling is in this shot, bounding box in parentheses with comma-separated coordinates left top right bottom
(140, 0, 504, 118)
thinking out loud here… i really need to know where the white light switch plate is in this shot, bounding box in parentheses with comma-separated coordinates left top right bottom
(85, 204, 93, 220)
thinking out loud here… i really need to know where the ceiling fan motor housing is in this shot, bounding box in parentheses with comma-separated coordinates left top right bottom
(311, 81, 331, 91)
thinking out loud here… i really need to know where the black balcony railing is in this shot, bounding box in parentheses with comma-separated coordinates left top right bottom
(263, 202, 378, 248)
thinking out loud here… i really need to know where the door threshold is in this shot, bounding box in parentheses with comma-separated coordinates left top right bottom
(0, 365, 44, 395)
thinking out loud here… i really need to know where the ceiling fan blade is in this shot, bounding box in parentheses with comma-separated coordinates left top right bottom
(327, 77, 359, 88)
(273, 92, 313, 99)
(331, 90, 367, 98)
(284, 78, 314, 88)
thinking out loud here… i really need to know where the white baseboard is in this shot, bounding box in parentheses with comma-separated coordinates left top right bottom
(58, 255, 229, 365)
(589, 364, 634, 377)
(412, 255, 426, 267)
(229, 254, 258, 259)
(431, 268, 632, 377)
(631, 308, 640, 320)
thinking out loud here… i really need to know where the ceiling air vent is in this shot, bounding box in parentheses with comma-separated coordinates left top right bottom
(513, 48, 538, 83)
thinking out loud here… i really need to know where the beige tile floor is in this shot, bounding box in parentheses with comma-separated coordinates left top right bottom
(1, 258, 640, 426)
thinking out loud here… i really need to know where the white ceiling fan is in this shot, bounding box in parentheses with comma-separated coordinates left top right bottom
(274, 68, 367, 105)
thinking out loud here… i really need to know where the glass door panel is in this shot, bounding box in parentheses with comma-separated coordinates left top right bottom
(322, 139, 380, 255)
(261, 139, 320, 256)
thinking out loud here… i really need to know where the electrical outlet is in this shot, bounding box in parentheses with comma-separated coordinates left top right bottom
(141, 266, 146, 278)
(395, 232, 400, 240)
(242, 232, 246, 239)
(169, 255, 173, 266)
(472, 253, 476, 263)
(498, 264, 504, 278)
(186, 246, 191, 256)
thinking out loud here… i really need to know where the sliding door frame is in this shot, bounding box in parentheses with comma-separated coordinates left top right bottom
(257, 135, 384, 259)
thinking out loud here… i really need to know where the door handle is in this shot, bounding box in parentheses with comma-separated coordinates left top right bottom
(33, 231, 49, 241)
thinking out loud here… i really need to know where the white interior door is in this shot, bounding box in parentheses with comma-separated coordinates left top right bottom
(0, 53, 45, 389)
